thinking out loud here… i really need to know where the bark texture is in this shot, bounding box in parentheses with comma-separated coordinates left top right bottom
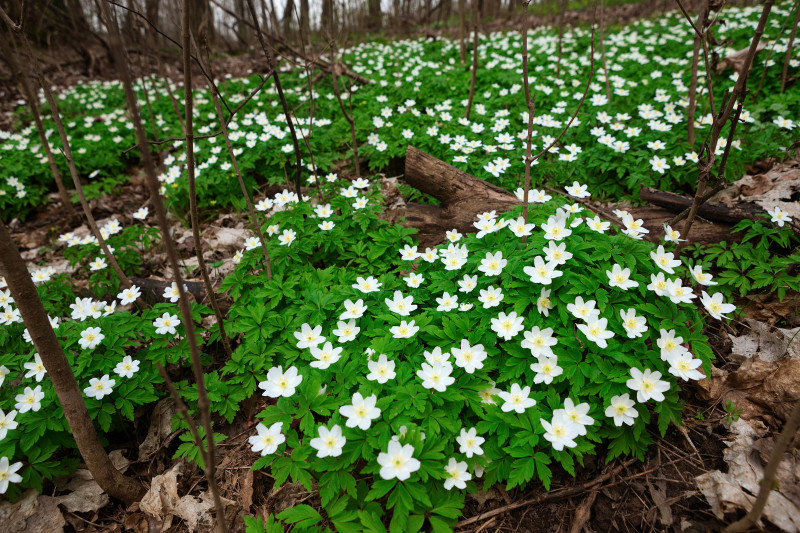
(0, 220, 144, 504)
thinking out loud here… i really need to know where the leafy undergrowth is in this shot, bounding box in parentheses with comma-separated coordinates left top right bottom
(0, 1, 798, 531)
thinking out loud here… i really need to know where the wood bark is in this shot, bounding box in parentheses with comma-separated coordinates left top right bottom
(368, 0, 382, 31)
(392, 147, 743, 247)
(0, 220, 144, 504)
(640, 186, 773, 226)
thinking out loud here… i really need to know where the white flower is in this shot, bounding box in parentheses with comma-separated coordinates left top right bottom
(458, 275, 478, 293)
(666, 351, 704, 381)
(657, 329, 685, 361)
(0, 457, 23, 494)
(310, 424, 346, 458)
(340, 392, 381, 430)
(89, 257, 107, 271)
(0, 366, 8, 388)
(435, 292, 458, 312)
(23, 353, 47, 382)
(84, 374, 115, 400)
(353, 276, 382, 293)
(577, 318, 614, 348)
(452, 339, 488, 374)
(537, 288, 554, 316)
(400, 245, 419, 261)
(650, 155, 670, 174)
(490, 311, 525, 340)
(403, 273, 424, 289)
(565, 181, 590, 198)
(586, 216, 610, 233)
(567, 297, 600, 322)
(443, 458, 472, 490)
(541, 214, 571, 240)
(114, 356, 140, 378)
(605, 394, 638, 426)
(626, 368, 670, 402)
(367, 354, 397, 383)
(446, 229, 462, 242)
(768, 206, 792, 227)
(390, 320, 419, 339)
(553, 398, 595, 436)
(521, 326, 557, 357)
(417, 361, 455, 392)
(117, 285, 141, 305)
(665, 278, 696, 304)
(377, 441, 420, 481)
(132, 207, 149, 220)
(0, 410, 18, 440)
(278, 229, 296, 246)
(530, 355, 563, 384)
(456, 428, 485, 458)
(79, 327, 105, 350)
(498, 383, 536, 413)
(420, 248, 439, 263)
(607, 264, 638, 290)
(541, 413, 580, 451)
(153, 312, 181, 335)
(162, 282, 185, 303)
(249, 422, 285, 456)
(507, 216, 536, 237)
(478, 251, 507, 276)
(15, 385, 44, 413)
(478, 286, 504, 308)
(523, 256, 563, 285)
(543, 242, 572, 265)
(700, 291, 736, 320)
(340, 299, 368, 320)
(332, 320, 360, 342)
(385, 291, 417, 316)
(647, 272, 670, 296)
(259, 366, 302, 398)
(663, 225, 684, 242)
(294, 323, 325, 348)
(650, 245, 681, 274)
(310, 341, 343, 369)
(690, 265, 716, 286)
(620, 308, 647, 338)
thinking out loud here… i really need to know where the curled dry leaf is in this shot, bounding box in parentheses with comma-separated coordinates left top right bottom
(0, 490, 65, 533)
(696, 418, 800, 532)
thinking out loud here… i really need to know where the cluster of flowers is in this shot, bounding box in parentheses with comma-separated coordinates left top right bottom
(241, 181, 749, 492)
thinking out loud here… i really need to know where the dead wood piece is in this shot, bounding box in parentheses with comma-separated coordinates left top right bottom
(640, 186, 768, 225)
(396, 146, 519, 247)
(129, 277, 205, 304)
(716, 41, 767, 74)
(391, 147, 741, 247)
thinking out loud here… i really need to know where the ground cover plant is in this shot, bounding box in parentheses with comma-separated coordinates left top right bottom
(0, 0, 799, 531)
(1, 3, 798, 219)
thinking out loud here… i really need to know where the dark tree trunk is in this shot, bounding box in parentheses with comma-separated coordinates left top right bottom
(322, 0, 335, 36)
(235, 0, 251, 44)
(189, 0, 215, 46)
(300, 0, 310, 40)
(368, 0, 382, 31)
(282, 0, 295, 35)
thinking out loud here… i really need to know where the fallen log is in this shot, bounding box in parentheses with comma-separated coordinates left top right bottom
(639, 186, 767, 225)
(388, 146, 741, 247)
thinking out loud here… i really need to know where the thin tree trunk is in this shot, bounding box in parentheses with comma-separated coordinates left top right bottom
(686, 0, 708, 146)
(99, 3, 227, 531)
(520, 0, 536, 243)
(182, 3, 233, 360)
(0, 220, 144, 504)
(464, 0, 479, 119)
(680, 0, 774, 248)
(782, 0, 800, 92)
(459, 0, 466, 64)
(555, 0, 568, 79)
(598, 0, 611, 101)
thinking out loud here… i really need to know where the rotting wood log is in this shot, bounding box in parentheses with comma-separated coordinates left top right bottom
(640, 185, 770, 225)
(387, 146, 743, 247)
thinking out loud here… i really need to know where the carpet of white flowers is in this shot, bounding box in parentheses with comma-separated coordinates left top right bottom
(0, 1, 798, 531)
